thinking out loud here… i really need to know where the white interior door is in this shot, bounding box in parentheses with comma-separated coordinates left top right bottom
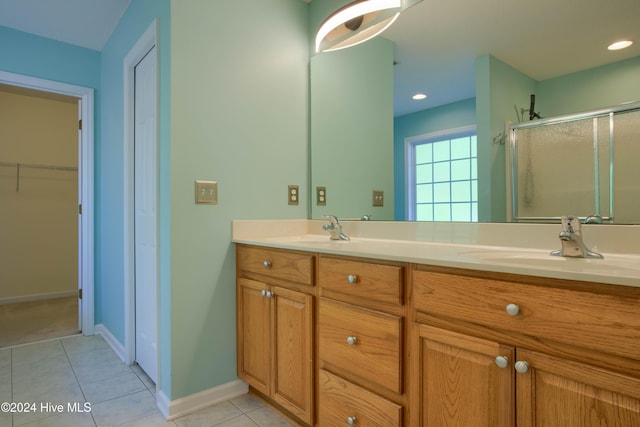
(134, 45, 158, 383)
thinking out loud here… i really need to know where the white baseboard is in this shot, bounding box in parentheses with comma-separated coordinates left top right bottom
(0, 290, 77, 305)
(159, 380, 248, 420)
(95, 324, 247, 422)
(94, 324, 127, 363)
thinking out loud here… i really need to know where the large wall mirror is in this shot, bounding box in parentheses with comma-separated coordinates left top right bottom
(309, 0, 640, 224)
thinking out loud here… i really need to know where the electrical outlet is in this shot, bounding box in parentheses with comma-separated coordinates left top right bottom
(316, 186, 327, 206)
(372, 190, 384, 207)
(288, 185, 299, 205)
(195, 180, 218, 204)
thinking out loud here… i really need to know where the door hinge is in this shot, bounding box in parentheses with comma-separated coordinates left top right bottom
(78, 204, 82, 215)
(78, 119, 83, 130)
(78, 288, 83, 299)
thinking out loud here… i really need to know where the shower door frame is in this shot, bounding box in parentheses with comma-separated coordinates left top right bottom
(508, 100, 640, 223)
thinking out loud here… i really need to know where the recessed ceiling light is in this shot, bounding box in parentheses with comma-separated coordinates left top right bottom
(608, 40, 633, 50)
(412, 93, 427, 100)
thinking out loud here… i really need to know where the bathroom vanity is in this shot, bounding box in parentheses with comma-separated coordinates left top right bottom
(234, 220, 640, 426)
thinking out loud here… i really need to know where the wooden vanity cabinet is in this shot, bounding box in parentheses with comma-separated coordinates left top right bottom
(236, 245, 315, 425)
(317, 255, 407, 426)
(410, 265, 640, 427)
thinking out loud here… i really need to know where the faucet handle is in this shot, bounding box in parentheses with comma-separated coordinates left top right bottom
(560, 216, 581, 234)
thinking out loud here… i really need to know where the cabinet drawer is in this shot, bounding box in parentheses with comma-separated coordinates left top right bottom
(319, 256, 403, 305)
(319, 369, 402, 427)
(319, 298, 403, 394)
(237, 245, 314, 286)
(413, 269, 640, 361)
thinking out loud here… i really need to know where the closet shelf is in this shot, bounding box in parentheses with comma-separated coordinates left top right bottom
(0, 161, 77, 192)
(0, 161, 77, 172)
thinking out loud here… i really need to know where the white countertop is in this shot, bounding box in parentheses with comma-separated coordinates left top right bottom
(232, 220, 640, 288)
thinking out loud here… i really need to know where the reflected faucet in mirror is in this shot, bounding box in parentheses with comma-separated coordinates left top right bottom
(551, 216, 603, 259)
(322, 215, 351, 240)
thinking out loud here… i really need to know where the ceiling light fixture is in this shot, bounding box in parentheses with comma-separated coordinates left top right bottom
(315, 0, 402, 53)
(412, 93, 427, 100)
(607, 40, 633, 50)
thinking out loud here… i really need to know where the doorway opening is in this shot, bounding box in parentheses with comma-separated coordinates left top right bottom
(0, 72, 95, 347)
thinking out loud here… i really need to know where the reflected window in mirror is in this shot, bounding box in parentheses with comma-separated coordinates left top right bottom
(407, 126, 477, 222)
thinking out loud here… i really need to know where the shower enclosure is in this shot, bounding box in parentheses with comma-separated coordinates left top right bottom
(508, 101, 640, 224)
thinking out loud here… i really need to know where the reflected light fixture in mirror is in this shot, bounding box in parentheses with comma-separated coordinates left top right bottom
(315, 0, 402, 53)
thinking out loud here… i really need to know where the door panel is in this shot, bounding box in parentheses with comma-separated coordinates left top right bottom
(134, 45, 158, 383)
(516, 348, 640, 427)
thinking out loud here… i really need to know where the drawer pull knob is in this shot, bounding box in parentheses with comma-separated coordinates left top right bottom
(346, 336, 358, 345)
(515, 361, 529, 374)
(347, 274, 358, 284)
(265, 291, 273, 298)
(495, 356, 509, 369)
(347, 416, 357, 425)
(505, 303, 520, 316)
(263, 260, 272, 268)
(261, 290, 266, 297)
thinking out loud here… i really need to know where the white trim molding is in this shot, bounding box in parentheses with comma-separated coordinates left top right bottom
(0, 71, 95, 336)
(95, 324, 127, 363)
(157, 380, 249, 421)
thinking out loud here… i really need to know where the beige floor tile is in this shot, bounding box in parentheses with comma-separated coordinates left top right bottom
(120, 412, 178, 427)
(11, 340, 66, 366)
(80, 371, 147, 404)
(174, 401, 243, 427)
(229, 394, 265, 414)
(245, 407, 294, 427)
(214, 414, 259, 427)
(61, 334, 111, 358)
(91, 389, 157, 427)
(18, 410, 96, 427)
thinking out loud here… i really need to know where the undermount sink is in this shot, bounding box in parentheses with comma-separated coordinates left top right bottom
(457, 249, 637, 272)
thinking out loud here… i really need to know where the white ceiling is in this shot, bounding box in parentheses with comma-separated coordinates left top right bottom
(0, 0, 131, 51)
(1, 0, 638, 116)
(386, 0, 640, 115)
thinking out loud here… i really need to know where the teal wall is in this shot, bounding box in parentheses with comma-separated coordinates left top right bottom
(311, 37, 395, 220)
(537, 56, 640, 117)
(393, 98, 476, 219)
(0, 26, 100, 88)
(98, 0, 170, 397)
(170, 0, 309, 399)
(476, 55, 537, 222)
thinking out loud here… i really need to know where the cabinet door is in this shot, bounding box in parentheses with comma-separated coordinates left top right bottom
(271, 286, 314, 425)
(237, 278, 270, 396)
(410, 324, 515, 427)
(516, 348, 640, 427)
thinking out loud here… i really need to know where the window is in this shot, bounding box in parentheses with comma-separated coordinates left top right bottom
(406, 126, 477, 222)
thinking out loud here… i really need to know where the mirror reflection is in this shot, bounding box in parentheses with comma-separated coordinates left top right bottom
(309, 0, 640, 223)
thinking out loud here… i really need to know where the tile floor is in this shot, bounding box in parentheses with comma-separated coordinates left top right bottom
(0, 334, 293, 427)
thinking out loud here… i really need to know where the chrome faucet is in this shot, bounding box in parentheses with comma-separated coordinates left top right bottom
(322, 215, 350, 241)
(551, 216, 603, 259)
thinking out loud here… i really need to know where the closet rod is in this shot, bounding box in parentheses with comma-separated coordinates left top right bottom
(0, 161, 77, 192)
(0, 161, 78, 172)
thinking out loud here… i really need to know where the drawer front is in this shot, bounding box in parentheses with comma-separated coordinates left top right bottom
(319, 298, 403, 394)
(319, 256, 403, 305)
(413, 269, 640, 361)
(319, 369, 402, 427)
(237, 245, 314, 286)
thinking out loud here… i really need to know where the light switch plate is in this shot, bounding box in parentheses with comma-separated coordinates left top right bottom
(373, 190, 384, 207)
(288, 185, 299, 205)
(195, 180, 218, 204)
(316, 186, 327, 206)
